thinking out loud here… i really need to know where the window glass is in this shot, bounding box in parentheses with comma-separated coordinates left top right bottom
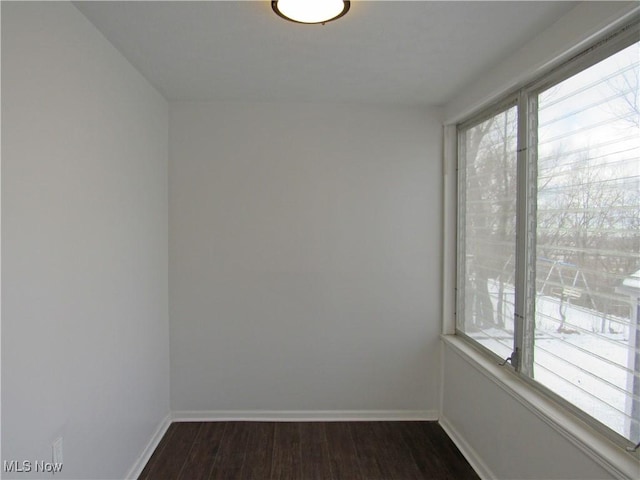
(535, 40, 640, 443)
(459, 106, 518, 360)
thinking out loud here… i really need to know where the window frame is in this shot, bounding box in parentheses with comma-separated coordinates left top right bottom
(455, 95, 520, 365)
(454, 18, 640, 452)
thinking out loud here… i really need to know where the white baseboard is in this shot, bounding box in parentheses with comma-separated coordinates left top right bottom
(439, 415, 495, 480)
(171, 409, 438, 422)
(124, 412, 172, 480)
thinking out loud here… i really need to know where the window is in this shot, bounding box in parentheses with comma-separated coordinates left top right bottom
(458, 103, 518, 361)
(457, 24, 639, 448)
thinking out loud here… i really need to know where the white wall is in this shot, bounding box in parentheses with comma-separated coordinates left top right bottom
(441, 2, 639, 479)
(441, 345, 615, 480)
(169, 101, 442, 414)
(2, 2, 169, 478)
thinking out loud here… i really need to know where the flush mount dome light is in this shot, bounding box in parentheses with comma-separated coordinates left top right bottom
(272, 0, 350, 25)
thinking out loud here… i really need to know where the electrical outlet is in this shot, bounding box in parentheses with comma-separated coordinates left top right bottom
(52, 437, 63, 466)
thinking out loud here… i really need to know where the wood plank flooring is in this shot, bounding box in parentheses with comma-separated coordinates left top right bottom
(138, 421, 479, 480)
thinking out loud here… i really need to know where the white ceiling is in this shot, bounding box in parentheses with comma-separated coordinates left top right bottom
(75, 1, 579, 106)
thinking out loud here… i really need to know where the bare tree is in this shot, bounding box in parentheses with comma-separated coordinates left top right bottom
(463, 108, 517, 330)
(601, 54, 640, 129)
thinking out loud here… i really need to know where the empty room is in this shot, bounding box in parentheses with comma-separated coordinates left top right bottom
(2, 1, 639, 479)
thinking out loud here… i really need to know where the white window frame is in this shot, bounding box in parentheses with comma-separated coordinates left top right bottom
(450, 15, 640, 466)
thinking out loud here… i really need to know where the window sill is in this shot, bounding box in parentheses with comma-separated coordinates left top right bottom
(441, 334, 640, 480)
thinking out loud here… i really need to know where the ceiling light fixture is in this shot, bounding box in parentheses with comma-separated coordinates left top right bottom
(272, 0, 350, 25)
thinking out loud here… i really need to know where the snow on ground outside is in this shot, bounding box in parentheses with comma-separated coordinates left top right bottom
(466, 284, 636, 441)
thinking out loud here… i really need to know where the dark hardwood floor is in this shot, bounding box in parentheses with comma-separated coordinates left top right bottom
(138, 421, 479, 480)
